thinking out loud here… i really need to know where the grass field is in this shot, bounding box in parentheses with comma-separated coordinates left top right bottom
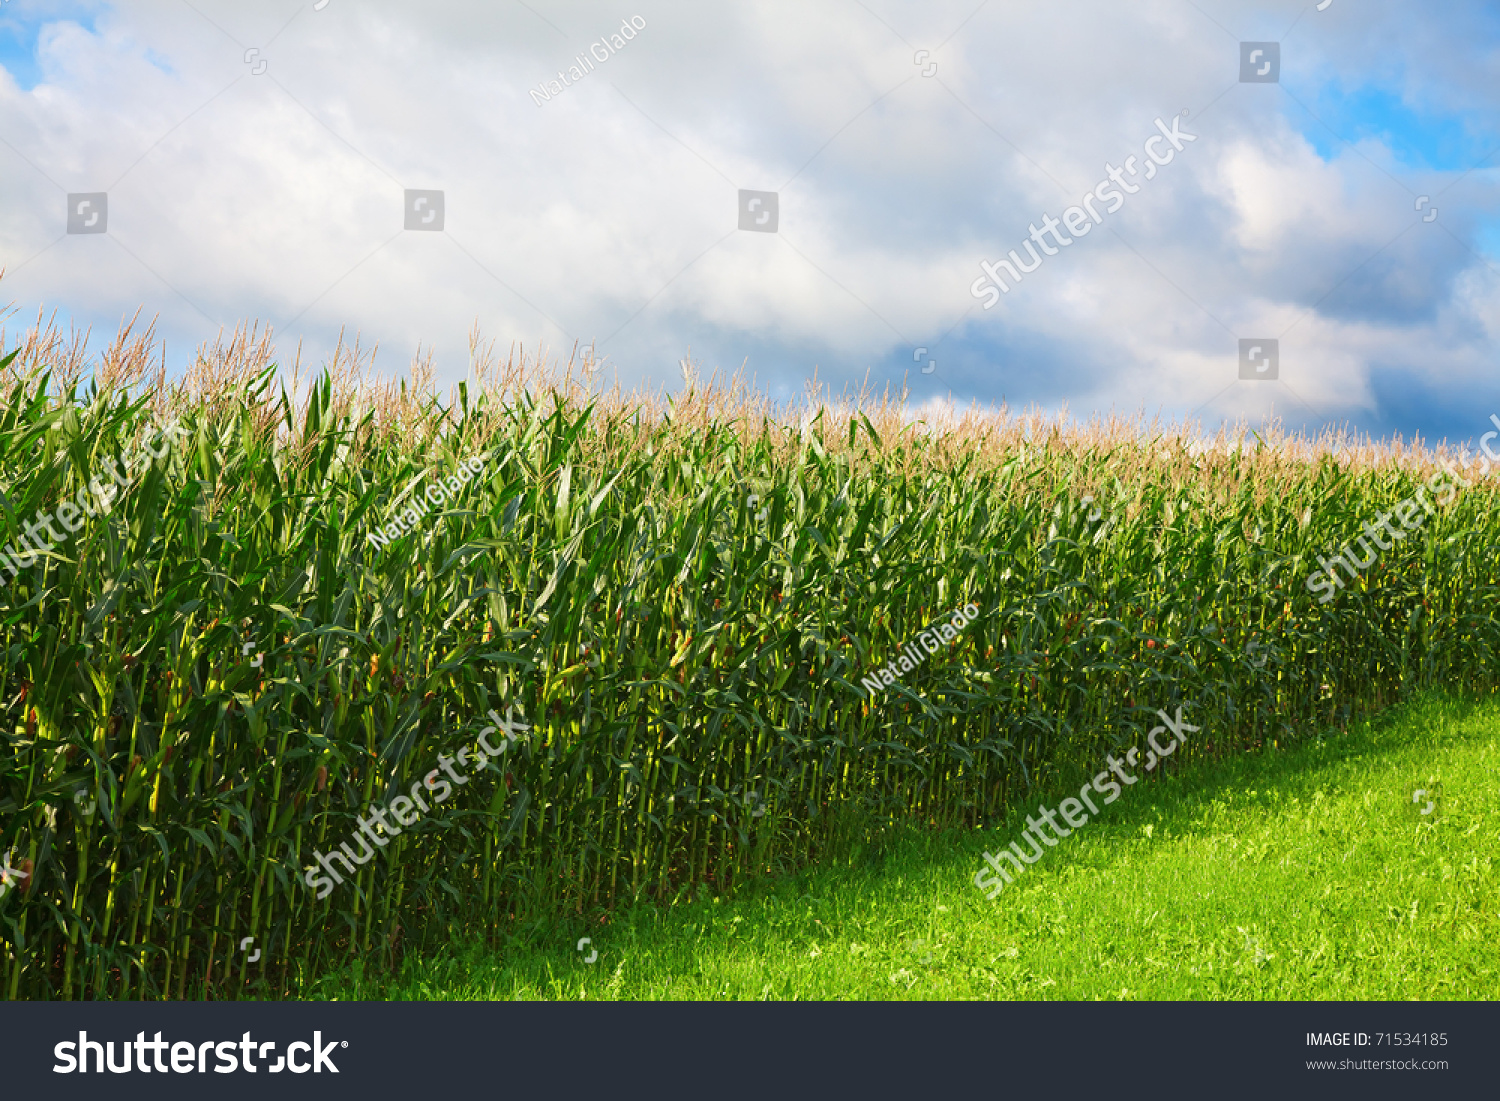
(307, 691, 1499, 1000)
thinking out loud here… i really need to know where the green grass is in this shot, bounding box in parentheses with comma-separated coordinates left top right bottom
(309, 691, 1499, 1000)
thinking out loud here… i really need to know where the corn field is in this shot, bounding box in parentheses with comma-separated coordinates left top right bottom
(2, 316, 1497, 999)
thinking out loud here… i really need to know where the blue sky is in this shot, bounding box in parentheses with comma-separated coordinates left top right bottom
(0, 22, 44, 91)
(0, 0, 1496, 448)
(1293, 84, 1489, 171)
(0, 2, 98, 90)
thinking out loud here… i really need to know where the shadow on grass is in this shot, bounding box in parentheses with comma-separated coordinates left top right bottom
(305, 688, 1499, 1000)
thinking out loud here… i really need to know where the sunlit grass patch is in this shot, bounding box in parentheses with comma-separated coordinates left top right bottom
(311, 691, 1498, 1001)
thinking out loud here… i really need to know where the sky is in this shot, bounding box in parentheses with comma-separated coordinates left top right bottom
(0, 0, 1496, 445)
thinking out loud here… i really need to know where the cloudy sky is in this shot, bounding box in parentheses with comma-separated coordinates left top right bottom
(0, 0, 1496, 443)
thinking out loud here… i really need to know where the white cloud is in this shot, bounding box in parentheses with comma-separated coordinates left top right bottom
(0, 0, 1494, 443)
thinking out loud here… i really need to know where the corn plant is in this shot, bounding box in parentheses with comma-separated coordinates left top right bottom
(1, 325, 1497, 1000)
